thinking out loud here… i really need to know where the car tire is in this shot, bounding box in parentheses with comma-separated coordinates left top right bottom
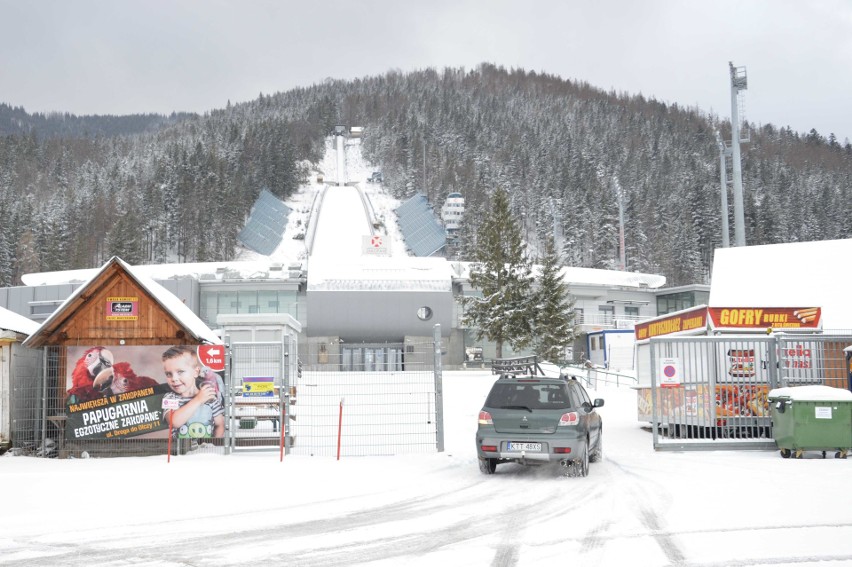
(478, 457, 497, 475)
(590, 432, 603, 463)
(577, 442, 589, 477)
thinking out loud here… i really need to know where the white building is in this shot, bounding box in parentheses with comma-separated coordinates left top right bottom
(441, 192, 465, 232)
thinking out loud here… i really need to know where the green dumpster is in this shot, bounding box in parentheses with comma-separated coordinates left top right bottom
(768, 385, 852, 459)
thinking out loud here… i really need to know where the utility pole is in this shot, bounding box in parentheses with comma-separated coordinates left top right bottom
(729, 62, 748, 247)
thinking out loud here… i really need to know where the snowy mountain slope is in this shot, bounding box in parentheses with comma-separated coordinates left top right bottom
(234, 137, 408, 266)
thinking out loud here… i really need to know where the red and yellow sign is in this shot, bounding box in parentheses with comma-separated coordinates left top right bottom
(635, 306, 707, 341)
(708, 307, 821, 330)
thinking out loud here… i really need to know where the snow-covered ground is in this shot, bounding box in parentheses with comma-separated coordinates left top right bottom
(4, 372, 852, 566)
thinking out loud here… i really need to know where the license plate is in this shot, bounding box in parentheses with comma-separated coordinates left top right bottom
(507, 442, 542, 451)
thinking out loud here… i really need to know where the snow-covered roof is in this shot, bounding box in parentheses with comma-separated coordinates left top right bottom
(21, 260, 303, 286)
(307, 257, 453, 292)
(0, 305, 40, 337)
(23, 257, 221, 347)
(452, 262, 666, 289)
(710, 238, 852, 329)
(125, 261, 222, 344)
(768, 385, 852, 401)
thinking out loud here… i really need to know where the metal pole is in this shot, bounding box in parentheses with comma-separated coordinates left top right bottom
(40, 348, 48, 458)
(729, 62, 747, 247)
(650, 338, 659, 448)
(716, 131, 731, 248)
(224, 335, 232, 455)
(282, 341, 290, 457)
(433, 324, 445, 452)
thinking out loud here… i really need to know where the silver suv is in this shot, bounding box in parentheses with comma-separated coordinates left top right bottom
(476, 367, 604, 477)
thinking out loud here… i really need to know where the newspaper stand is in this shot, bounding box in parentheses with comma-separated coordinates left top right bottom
(769, 385, 852, 459)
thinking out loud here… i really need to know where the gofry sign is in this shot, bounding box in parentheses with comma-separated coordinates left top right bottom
(708, 307, 821, 330)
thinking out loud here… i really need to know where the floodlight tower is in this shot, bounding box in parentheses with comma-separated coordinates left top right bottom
(715, 130, 731, 248)
(729, 62, 748, 247)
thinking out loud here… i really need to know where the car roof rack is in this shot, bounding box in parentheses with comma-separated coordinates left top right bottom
(491, 355, 545, 378)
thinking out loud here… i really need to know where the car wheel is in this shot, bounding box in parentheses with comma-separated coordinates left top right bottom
(478, 457, 497, 475)
(577, 442, 589, 477)
(590, 432, 603, 463)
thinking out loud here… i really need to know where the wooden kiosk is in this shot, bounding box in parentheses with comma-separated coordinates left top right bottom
(22, 256, 222, 458)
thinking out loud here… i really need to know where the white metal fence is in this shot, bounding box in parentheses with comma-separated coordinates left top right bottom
(5, 325, 443, 459)
(289, 336, 443, 457)
(649, 332, 852, 450)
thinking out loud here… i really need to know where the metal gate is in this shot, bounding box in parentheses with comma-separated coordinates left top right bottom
(225, 326, 445, 457)
(289, 328, 445, 457)
(649, 332, 852, 450)
(226, 341, 289, 454)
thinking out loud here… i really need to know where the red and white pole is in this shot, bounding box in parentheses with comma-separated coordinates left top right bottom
(336, 397, 344, 461)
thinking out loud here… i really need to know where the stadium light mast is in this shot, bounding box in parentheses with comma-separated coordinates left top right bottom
(715, 130, 731, 248)
(729, 62, 749, 247)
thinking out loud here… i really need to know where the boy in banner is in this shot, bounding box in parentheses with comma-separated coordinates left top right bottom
(162, 346, 225, 438)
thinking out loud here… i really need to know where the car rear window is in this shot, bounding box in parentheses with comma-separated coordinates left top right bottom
(485, 382, 573, 410)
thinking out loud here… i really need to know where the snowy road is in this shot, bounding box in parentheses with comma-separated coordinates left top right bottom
(4, 372, 852, 566)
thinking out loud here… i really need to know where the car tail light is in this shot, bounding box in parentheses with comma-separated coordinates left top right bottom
(480, 445, 498, 452)
(558, 412, 579, 426)
(478, 411, 493, 425)
(554, 447, 572, 454)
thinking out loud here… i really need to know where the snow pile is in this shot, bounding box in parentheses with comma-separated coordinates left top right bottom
(768, 385, 852, 401)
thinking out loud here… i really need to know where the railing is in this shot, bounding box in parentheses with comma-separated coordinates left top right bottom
(574, 313, 645, 327)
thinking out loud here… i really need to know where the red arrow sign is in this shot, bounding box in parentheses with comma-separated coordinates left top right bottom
(197, 344, 225, 372)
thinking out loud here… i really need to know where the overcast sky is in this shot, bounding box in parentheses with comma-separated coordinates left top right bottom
(3, 0, 852, 142)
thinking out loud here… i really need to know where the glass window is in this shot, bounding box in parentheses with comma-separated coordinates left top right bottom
(258, 290, 278, 314)
(218, 292, 238, 315)
(576, 384, 592, 405)
(240, 291, 259, 314)
(200, 292, 218, 325)
(625, 306, 639, 318)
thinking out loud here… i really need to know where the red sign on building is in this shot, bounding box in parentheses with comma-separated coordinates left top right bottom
(197, 344, 226, 372)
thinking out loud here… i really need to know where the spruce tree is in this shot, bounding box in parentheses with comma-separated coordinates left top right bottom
(462, 188, 533, 358)
(532, 235, 575, 364)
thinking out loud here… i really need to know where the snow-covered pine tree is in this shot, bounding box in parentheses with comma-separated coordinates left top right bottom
(462, 187, 533, 358)
(532, 235, 575, 364)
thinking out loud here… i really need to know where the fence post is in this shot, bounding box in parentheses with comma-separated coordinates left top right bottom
(40, 348, 48, 458)
(650, 338, 659, 447)
(769, 333, 780, 389)
(224, 335, 232, 456)
(433, 324, 445, 453)
(336, 398, 344, 460)
(282, 341, 289, 459)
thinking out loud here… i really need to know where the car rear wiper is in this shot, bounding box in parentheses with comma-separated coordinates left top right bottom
(499, 405, 533, 412)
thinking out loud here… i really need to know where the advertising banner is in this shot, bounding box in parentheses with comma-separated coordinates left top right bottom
(634, 306, 707, 341)
(65, 345, 226, 441)
(708, 307, 822, 330)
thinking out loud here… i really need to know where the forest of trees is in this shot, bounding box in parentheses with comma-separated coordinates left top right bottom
(1, 64, 850, 288)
